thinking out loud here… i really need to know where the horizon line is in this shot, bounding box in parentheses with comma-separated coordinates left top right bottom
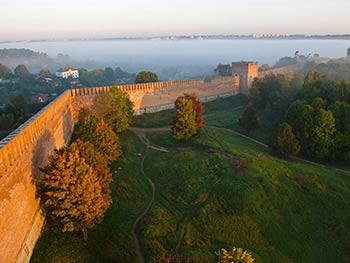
(1, 33, 350, 44)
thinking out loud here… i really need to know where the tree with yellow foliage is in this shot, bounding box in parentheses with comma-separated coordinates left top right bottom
(172, 97, 197, 140)
(39, 145, 111, 241)
(74, 114, 121, 164)
(216, 247, 255, 263)
(175, 93, 205, 128)
(70, 140, 113, 208)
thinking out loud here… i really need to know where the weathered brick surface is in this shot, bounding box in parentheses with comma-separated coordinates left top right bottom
(0, 92, 75, 263)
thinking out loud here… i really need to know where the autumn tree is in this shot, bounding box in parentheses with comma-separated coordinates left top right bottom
(135, 71, 158, 83)
(40, 67, 51, 77)
(74, 114, 121, 163)
(39, 145, 110, 241)
(216, 247, 255, 263)
(78, 107, 95, 121)
(238, 103, 259, 134)
(175, 93, 204, 128)
(269, 123, 301, 159)
(0, 64, 11, 78)
(14, 64, 30, 78)
(172, 97, 197, 140)
(93, 88, 133, 132)
(70, 140, 113, 205)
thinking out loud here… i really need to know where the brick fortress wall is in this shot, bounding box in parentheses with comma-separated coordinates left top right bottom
(71, 76, 240, 114)
(0, 92, 75, 263)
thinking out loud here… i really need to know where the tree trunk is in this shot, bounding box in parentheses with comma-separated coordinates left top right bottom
(82, 228, 88, 242)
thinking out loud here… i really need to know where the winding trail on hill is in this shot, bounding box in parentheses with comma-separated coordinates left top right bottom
(129, 121, 350, 262)
(131, 146, 155, 263)
(129, 124, 349, 262)
(129, 127, 244, 262)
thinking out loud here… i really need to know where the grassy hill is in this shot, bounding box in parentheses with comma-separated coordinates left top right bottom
(31, 95, 350, 263)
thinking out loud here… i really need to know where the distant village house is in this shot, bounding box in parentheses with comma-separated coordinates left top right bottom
(31, 94, 48, 103)
(55, 68, 79, 79)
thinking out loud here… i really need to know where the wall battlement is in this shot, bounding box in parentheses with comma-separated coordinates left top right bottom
(0, 72, 241, 263)
(70, 76, 240, 114)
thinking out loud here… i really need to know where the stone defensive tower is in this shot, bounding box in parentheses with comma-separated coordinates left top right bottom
(232, 61, 259, 94)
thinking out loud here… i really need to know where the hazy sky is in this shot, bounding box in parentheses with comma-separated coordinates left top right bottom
(1, 0, 349, 40)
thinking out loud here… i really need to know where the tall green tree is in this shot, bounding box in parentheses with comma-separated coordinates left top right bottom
(135, 71, 158, 83)
(238, 103, 259, 134)
(172, 97, 197, 140)
(307, 109, 336, 159)
(0, 113, 14, 130)
(311, 97, 327, 111)
(301, 71, 333, 102)
(93, 88, 133, 133)
(269, 123, 301, 159)
(329, 101, 350, 133)
(333, 78, 350, 103)
(286, 101, 314, 150)
(6, 92, 28, 124)
(103, 67, 116, 83)
(332, 132, 350, 161)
